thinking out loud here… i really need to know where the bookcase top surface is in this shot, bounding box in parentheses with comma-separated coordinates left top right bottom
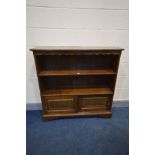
(30, 46, 124, 51)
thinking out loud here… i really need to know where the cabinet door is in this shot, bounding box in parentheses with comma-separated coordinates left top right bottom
(79, 95, 111, 111)
(43, 96, 77, 113)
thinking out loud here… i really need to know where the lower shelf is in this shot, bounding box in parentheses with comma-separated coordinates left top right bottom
(42, 111, 112, 120)
(42, 88, 113, 96)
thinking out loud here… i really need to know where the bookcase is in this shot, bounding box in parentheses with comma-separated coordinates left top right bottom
(30, 46, 123, 121)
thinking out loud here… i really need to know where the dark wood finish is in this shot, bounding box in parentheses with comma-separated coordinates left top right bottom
(42, 88, 113, 96)
(79, 95, 111, 111)
(31, 46, 123, 121)
(43, 111, 112, 121)
(38, 69, 116, 76)
(43, 96, 77, 113)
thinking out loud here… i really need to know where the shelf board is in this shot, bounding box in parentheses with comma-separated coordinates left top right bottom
(38, 70, 116, 76)
(42, 88, 113, 96)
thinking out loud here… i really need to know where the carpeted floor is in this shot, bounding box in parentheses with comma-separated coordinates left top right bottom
(26, 107, 129, 155)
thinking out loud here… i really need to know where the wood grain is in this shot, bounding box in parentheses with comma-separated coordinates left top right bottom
(43, 111, 112, 121)
(42, 88, 113, 96)
(32, 46, 122, 120)
(38, 69, 116, 76)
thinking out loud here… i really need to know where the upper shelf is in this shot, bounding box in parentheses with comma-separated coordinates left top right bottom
(38, 69, 116, 76)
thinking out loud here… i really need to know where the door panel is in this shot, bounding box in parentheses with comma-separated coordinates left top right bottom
(79, 95, 112, 111)
(44, 96, 77, 113)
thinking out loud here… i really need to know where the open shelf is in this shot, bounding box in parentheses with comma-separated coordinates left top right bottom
(41, 88, 113, 96)
(36, 55, 119, 72)
(38, 69, 116, 76)
(40, 75, 114, 90)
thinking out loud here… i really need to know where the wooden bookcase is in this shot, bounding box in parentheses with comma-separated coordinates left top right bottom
(30, 46, 123, 121)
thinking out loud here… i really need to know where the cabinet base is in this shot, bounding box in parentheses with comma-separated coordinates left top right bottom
(42, 111, 112, 121)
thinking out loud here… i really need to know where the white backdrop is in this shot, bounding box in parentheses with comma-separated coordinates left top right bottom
(26, 0, 129, 104)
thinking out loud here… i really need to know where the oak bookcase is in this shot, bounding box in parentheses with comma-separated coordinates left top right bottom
(30, 46, 123, 121)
